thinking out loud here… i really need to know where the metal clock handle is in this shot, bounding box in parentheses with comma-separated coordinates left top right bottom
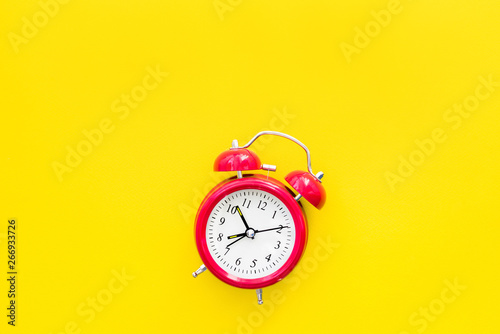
(234, 131, 323, 182)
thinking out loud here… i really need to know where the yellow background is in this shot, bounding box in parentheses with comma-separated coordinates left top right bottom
(1, 0, 499, 333)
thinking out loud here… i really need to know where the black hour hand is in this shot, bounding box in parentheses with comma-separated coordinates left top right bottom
(236, 206, 250, 230)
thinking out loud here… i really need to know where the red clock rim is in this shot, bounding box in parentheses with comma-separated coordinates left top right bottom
(195, 174, 308, 289)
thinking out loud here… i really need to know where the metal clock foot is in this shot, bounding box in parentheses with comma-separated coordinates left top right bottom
(256, 288, 263, 305)
(192, 264, 207, 278)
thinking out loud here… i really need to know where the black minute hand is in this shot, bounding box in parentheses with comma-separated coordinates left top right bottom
(227, 225, 290, 239)
(255, 225, 289, 234)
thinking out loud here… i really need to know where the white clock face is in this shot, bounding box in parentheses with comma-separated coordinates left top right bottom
(206, 189, 296, 279)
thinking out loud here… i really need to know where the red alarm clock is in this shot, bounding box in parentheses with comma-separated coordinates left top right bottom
(191, 131, 325, 304)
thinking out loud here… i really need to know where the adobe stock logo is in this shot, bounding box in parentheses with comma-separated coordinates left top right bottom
(224, 236, 339, 334)
(8, 0, 71, 54)
(52, 65, 168, 182)
(340, 0, 408, 63)
(48, 268, 134, 334)
(398, 278, 466, 334)
(213, 0, 243, 21)
(385, 74, 499, 192)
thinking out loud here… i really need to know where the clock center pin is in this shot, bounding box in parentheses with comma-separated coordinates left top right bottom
(246, 228, 256, 238)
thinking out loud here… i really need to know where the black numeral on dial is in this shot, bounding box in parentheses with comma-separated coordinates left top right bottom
(242, 198, 251, 209)
(226, 205, 238, 214)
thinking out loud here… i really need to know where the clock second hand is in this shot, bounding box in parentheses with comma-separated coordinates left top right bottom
(227, 225, 290, 239)
(224, 235, 246, 255)
(256, 225, 290, 234)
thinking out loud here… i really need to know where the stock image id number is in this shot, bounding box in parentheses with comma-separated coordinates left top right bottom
(8, 219, 16, 270)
